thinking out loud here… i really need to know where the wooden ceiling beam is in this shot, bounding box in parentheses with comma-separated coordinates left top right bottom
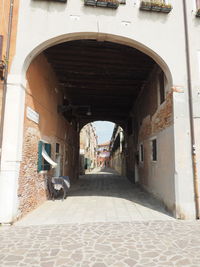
(44, 39, 156, 122)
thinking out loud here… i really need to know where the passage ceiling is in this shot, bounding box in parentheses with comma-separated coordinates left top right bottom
(44, 40, 156, 124)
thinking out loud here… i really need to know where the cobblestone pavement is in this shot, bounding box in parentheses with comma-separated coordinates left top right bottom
(1, 220, 200, 266)
(16, 168, 172, 226)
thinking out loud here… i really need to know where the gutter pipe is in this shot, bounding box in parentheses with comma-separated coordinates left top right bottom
(183, 0, 200, 219)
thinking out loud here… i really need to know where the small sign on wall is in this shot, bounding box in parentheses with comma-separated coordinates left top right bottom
(27, 106, 39, 124)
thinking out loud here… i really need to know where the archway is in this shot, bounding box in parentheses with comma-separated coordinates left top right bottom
(1, 32, 182, 225)
(16, 37, 175, 220)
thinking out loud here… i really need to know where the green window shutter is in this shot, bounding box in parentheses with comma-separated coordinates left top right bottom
(44, 143, 51, 170)
(38, 141, 43, 172)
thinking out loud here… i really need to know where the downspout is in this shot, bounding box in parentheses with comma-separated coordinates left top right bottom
(0, 0, 14, 161)
(182, 0, 200, 219)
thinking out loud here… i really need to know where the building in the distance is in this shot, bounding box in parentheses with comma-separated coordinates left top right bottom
(97, 142, 110, 168)
(79, 123, 98, 174)
(110, 126, 125, 175)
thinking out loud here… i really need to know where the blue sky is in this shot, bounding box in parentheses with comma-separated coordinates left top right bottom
(93, 121, 115, 145)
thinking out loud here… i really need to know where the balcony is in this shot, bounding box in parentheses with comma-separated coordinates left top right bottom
(140, 1, 172, 14)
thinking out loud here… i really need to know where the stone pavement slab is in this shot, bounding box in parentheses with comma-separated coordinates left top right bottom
(16, 168, 173, 226)
(0, 221, 200, 266)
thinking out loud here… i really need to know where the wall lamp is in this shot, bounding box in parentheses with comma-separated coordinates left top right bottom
(58, 104, 92, 116)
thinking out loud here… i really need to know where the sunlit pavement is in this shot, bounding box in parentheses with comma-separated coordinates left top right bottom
(15, 168, 173, 226)
(1, 169, 200, 266)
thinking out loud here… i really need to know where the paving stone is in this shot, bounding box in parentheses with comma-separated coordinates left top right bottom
(40, 261, 55, 267)
(0, 170, 200, 266)
(4, 255, 23, 261)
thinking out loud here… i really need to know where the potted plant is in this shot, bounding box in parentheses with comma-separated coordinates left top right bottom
(140, 1, 152, 11)
(107, 0, 120, 9)
(96, 0, 108, 7)
(151, 1, 162, 12)
(84, 0, 96, 6)
(196, 8, 200, 17)
(161, 3, 172, 13)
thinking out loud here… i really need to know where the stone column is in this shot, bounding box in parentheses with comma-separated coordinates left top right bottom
(0, 75, 25, 223)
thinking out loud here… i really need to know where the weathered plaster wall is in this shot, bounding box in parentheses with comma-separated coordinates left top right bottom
(0, 0, 20, 65)
(126, 133, 135, 182)
(110, 148, 123, 175)
(134, 69, 175, 213)
(18, 53, 79, 219)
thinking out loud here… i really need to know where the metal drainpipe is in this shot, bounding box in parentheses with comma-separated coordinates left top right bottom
(182, 0, 200, 219)
(0, 0, 14, 161)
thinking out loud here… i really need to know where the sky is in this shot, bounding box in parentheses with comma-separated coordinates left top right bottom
(93, 121, 115, 145)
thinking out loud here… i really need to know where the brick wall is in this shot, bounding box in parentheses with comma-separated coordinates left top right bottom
(138, 90, 173, 142)
(18, 53, 79, 219)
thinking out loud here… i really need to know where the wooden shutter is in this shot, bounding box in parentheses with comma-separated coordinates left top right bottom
(38, 141, 43, 172)
(38, 141, 51, 171)
(197, 0, 200, 9)
(44, 143, 51, 170)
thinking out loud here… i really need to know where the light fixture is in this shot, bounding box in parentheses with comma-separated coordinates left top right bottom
(86, 107, 92, 116)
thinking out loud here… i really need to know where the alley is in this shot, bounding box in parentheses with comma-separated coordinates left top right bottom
(16, 168, 172, 226)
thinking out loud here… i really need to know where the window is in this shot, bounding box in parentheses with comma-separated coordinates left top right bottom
(139, 144, 144, 163)
(152, 139, 157, 161)
(158, 71, 165, 104)
(38, 141, 51, 172)
(56, 143, 60, 154)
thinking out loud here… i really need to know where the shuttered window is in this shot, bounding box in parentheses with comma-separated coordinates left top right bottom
(38, 141, 51, 172)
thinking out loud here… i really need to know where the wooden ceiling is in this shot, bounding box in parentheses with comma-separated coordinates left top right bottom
(44, 40, 156, 124)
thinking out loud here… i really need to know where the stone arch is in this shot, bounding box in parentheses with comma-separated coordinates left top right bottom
(79, 120, 125, 134)
(21, 32, 173, 86)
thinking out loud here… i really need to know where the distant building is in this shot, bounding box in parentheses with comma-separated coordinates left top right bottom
(79, 123, 98, 174)
(97, 142, 110, 168)
(110, 126, 125, 175)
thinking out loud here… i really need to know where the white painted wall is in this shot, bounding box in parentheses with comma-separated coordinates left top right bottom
(0, 0, 199, 222)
